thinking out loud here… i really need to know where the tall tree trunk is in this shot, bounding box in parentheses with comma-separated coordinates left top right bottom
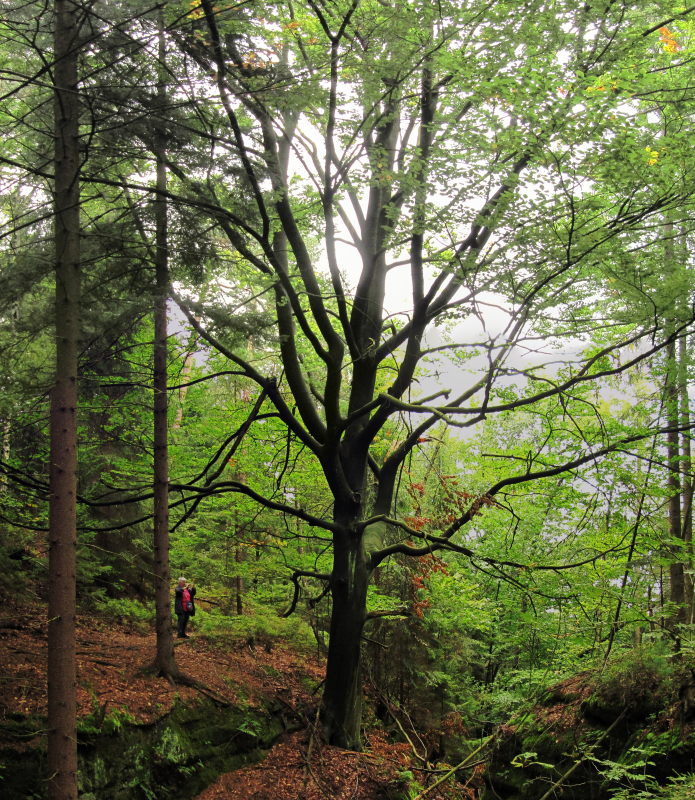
(0, 418, 10, 492)
(678, 334, 694, 622)
(666, 337, 686, 627)
(234, 544, 244, 615)
(664, 216, 686, 631)
(322, 512, 369, 749)
(48, 1, 80, 796)
(152, 15, 176, 678)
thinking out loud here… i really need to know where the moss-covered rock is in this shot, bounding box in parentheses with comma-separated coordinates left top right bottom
(2, 698, 289, 800)
(481, 656, 695, 800)
(582, 650, 675, 725)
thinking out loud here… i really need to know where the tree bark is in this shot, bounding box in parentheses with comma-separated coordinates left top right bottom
(666, 337, 686, 625)
(0, 419, 10, 492)
(47, 1, 80, 796)
(234, 545, 244, 615)
(321, 510, 370, 749)
(664, 215, 686, 629)
(152, 14, 176, 678)
(678, 334, 693, 622)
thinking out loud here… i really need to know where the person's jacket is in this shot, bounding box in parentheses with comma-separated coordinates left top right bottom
(174, 585, 196, 615)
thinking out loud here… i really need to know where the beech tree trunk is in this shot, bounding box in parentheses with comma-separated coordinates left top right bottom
(47, 1, 80, 796)
(321, 506, 370, 749)
(152, 14, 176, 677)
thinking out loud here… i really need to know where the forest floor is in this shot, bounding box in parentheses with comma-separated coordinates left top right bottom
(0, 600, 473, 799)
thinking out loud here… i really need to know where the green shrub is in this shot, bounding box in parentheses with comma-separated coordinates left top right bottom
(77, 689, 136, 737)
(93, 596, 152, 630)
(385, 769, 424, 800)
(606, 772, 695, 800)
(664, 775, 695, 799)
(194, 601, 314, 649)
(586, 646, 675, 722)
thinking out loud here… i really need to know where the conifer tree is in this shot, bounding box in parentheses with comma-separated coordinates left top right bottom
(47, 0, 81, 795)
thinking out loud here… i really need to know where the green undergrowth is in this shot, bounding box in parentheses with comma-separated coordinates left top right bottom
(484, 644, 695, 800)
(77, 690, 137, 737)
(194, 600, 315, 650)
(89, 592, 317, 653)
(584, 645, 677, 723)
(92, 596, 152, 632)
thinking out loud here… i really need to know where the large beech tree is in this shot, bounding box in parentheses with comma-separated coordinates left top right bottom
(137, 0, 695, 747)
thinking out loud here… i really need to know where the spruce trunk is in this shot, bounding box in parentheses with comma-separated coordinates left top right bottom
(152, 15, 176, 677)
(48, 1, 80, 796)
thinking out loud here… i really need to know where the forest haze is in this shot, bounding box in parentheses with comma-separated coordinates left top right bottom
(1, 1, 695, 798)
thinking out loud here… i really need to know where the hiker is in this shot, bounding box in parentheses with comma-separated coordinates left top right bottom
(174, 576, 196, 639)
